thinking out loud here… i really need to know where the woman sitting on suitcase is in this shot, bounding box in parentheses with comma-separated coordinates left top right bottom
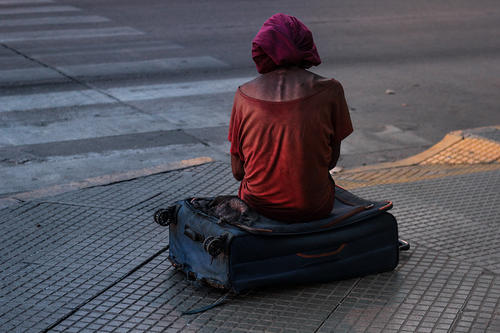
(228, 13, 353, 222)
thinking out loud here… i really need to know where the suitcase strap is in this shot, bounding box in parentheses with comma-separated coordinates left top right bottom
(182, 291, 232, 315)
(228, 204, 374, 235)
(320, 205, 374, 229)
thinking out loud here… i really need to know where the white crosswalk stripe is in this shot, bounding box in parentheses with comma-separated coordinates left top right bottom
(0, 15, 110, 27)
(0, 67, 66, 85)
(0, 0, 53, 4)
(1, 90, 114, 112)
(0, 110, 166, 146)
(58, 56, 228, 78)
(0, 77, 250, 112)
(0, 0, 54, 5)
(29, 43, 182, 57)
(107, 77, 249, 102)
(0, 56, 226, 85)
(0, 5, 79, 15)
(0, 27, 143, 42)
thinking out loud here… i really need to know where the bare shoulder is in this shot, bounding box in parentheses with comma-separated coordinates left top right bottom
(238, 76, 262, 96)
(240, 76, 261, 88)
(319, 77, 345, 95)
(306, 70, 340, 86)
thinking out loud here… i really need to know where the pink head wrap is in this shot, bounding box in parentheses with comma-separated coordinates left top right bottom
(252, 13, 321, 74)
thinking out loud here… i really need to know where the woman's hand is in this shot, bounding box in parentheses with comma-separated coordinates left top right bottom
(231, 154, 245, 181)
(329, 140, 341, 170)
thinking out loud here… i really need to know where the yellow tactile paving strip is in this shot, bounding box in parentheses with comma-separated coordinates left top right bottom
(335, 127, 500, 190)
(335, 163, 500, 190)
(420, 136, 500, 165)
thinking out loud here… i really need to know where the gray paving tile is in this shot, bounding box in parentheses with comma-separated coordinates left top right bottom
(43, 162, 238, 212)
(451, 273, 500, 333)
(317, 244, 482, 332)
(52, 252, 356, 333)
(0, 203, 168, 332)
(352, 170, 500, 273)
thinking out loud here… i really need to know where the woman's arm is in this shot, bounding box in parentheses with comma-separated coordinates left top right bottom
(231, 154, 245, 181)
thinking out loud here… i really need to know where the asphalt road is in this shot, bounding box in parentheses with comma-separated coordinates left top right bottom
(1, 0, 499, 198)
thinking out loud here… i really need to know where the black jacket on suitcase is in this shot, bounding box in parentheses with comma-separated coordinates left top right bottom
(157, 186, 399, 293)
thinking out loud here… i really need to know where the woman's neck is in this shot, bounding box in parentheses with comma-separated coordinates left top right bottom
(240, 67, 327, 102)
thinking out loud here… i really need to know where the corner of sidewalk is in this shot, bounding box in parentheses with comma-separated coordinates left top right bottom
(333, 125, 500, 189)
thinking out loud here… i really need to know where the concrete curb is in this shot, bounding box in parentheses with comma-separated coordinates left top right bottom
(0, 156, 213, 208)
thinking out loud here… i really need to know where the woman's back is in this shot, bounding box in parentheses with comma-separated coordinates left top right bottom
(230, 70, 352, 222)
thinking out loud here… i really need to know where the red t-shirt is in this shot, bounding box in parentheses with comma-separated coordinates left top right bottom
(228, 79, 353, 222)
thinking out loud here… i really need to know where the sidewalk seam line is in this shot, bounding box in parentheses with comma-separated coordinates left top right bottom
(124, 192, 163, 210)
(41, 244, 170, 333)
(448, 270, 488, 332)
(32, 200, 124, 210)
(314, 278, 361, 333)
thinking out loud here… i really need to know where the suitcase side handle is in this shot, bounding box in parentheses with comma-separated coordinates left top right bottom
(296, 243, 347, 258)
(182, 225, 229, 258)
(184, 226, 205, 242)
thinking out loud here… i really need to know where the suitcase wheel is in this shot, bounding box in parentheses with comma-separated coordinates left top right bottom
(154, 206, 178, 226)
(203, 235, 228, 257)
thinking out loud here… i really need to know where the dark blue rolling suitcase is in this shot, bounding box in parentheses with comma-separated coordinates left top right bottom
(155, 186, 400, 293)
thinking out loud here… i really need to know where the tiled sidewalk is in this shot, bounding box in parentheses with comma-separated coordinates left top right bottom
(1, 128, 499, 332)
